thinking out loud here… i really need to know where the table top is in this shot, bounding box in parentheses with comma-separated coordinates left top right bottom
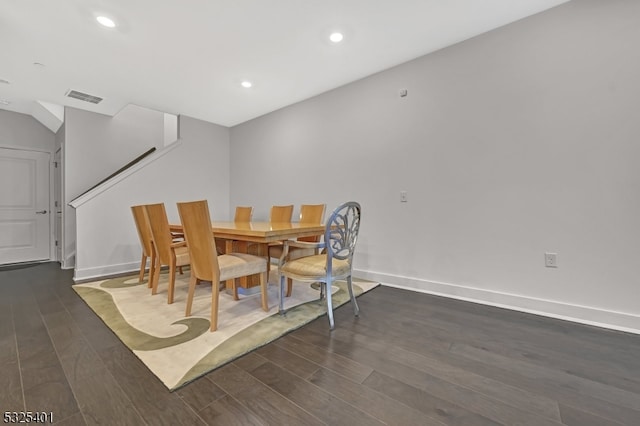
(171, 221, 325, 243)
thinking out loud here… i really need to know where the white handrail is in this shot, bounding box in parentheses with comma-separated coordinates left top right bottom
(69, 140, 183, 208)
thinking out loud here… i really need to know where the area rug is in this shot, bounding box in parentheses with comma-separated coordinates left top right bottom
(73, 269, 379, 391)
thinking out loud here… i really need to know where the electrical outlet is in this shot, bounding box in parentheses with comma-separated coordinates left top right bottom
(400, 191, 408, 202)
(545, 253, 557, 268)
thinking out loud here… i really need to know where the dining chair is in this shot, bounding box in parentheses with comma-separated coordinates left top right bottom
(234, 206, 253, 222)
(130, 205, 156, 286)
(278, 201, 361, 330)
(270, 204, 294, 223)
(215, 206, 254, 256)
(177, 200, 268, 332)
(220, 205, 255, 299)
(265, 204, 294, 276)
(268, 204, 325, 296)
(145, 203, 190, 304)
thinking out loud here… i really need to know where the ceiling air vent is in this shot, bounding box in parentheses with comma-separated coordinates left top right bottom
(65, 89, 103, 104)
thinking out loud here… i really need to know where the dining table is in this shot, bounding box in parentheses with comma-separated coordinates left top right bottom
(170, 221, 325, 294)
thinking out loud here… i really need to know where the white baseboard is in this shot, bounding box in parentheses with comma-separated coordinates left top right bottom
(354, 269, 640, 335)
(74, 261, 140, 282)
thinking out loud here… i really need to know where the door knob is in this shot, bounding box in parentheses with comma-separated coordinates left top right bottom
(36, 210, 48, 214)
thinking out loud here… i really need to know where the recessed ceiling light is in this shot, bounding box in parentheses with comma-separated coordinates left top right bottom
(0, 78, 10, 84)
(241, 81, 252, 88)
(96, 16, 116, 28)
(33, 62, 46, 68)
(329, 32, 344, 43)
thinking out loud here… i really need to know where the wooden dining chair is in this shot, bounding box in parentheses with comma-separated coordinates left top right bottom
(278, 201, 361, 330)
(130, 205, 156, 286)
(265, 204, 294, 275)
(234, 206, 253, 222)
(268, 204, 326, 296)
(270, 204, 294, 223)
(215, 206, 253, 256)
(217, 205, 255, 298)
(177, 200, 268, 332)
(145, 203, 190, 304)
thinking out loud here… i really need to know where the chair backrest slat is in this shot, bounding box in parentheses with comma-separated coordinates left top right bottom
(145, 203, 174, 264)
(270, 205, 293, 223)
(131, 205, 153, 256)
(234, 206, 253, 223)
(325, 202, 361, 262)
(298, 204, 325, 243)
(178, 200, 219, 282)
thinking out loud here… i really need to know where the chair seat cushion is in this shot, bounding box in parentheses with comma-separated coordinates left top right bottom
(280, 254, 350, 280)
(219, 252, 267, 281)
(268, 244, 315, 260)
(174, 246, 190, 266)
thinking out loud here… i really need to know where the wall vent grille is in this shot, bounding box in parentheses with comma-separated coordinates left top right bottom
(65, 89, 103, 104)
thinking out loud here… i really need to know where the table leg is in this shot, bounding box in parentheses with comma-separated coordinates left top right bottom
(224, 240, 239, 300)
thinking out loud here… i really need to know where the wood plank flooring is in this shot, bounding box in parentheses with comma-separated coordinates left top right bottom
(1, 262, 639, 425)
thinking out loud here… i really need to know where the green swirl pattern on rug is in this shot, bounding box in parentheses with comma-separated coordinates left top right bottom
(74, 286, 210, 350)
(177, 281, 363, 386)
(73, 272, 379, 391)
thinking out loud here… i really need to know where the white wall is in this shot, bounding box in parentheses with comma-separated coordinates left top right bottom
(63, 104, 165, 267)
(0, 109, 55, 152)
(230, 0, 640, 333)
(73, 115, 230, 281)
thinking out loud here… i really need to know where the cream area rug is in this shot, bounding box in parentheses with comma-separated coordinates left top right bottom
(73, 268, 379, 391)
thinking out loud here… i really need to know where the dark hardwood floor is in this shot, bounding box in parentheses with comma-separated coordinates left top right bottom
(1, 262, 640, 425)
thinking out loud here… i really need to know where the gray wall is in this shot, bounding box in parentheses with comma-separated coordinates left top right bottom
(230, 0, 640, 332)
(0, 109, 55, 152)
(73, 115, 231, 280)
(63, 104, 165, 266)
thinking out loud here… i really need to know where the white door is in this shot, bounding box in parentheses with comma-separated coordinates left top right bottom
(0, 148, 51, 264)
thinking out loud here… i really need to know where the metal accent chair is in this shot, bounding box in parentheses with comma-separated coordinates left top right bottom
(145, 203, 190, 304)
(278, 201, 361, 330)
(268, 204, 325, 296)
(177, 200, 268, 332)
(131, 205, 156, 286)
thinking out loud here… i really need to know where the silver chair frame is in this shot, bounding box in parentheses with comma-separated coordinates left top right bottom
(278, 201, 361, 330)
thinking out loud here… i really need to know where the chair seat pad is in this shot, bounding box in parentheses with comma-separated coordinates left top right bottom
(219, 253, 267, 281)
(268, 244, 315, 260)
(281, 254, 350, 280)
(174, 246, 190, 266)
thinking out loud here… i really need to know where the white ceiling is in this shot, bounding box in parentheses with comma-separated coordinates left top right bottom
(0, 0, 568, 128)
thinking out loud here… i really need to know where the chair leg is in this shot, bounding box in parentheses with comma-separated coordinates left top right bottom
(168, 262, 176, 304)
(259, 272, 268, 311)
(138, 253, 146, 283)
(185, 274, 198, 316)
(286, 278, 293, 297)
(279, 273, 286, 314)
(178, 266, 183, 275)
(210, 278, 220, 332)
(148, 255, 156, 289)
(347, 275, 359, 316)
(325, 282, 335, 330)
(232, 279, 239, 301)
(151, 260, 161, 295)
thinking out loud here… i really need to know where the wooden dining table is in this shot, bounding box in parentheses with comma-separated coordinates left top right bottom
(170, 221, 325, 293)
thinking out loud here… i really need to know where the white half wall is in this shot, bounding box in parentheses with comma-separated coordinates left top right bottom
(230, 0, 640, 333)
(63, 104, 165, 268)
(73, 115, 230, 281)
